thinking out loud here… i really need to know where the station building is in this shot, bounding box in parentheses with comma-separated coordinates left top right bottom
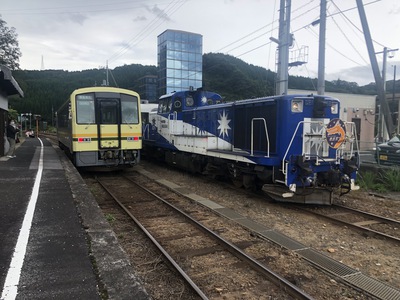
(0, 65, 24, 157)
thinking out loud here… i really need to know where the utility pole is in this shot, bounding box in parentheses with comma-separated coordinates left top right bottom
(41, 55, 45, 71)
(375, 47, 398, 139)
(317, 0, 326, 95)
(356, 0, 394, 138)
(106, 60, 109, 86)
(394, 65, 399, 135)
(271, 0, 292, 95)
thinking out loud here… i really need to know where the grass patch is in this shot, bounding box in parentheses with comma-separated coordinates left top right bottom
(105, 213, 116, 222)
(379, 167, 400, 192)
(357, 171, 376, 190)
(358, 167, 400, 193)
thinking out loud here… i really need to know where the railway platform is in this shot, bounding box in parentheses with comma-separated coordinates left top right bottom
(0, 136, 148, 300)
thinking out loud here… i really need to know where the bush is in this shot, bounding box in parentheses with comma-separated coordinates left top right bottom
(379, 167, 400, 192)
(358, 167, 400, 193)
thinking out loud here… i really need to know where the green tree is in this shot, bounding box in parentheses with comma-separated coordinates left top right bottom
(0, 15, 21, 70)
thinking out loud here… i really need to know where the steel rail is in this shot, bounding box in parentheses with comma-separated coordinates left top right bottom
(122, 175, 314, 300)
(298, 204, 400, 243)
(96, 178, 209, 300)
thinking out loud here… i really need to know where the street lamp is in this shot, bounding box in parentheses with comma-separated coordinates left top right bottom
(20, 113, 24, 130)
(25, 113, 32, 130)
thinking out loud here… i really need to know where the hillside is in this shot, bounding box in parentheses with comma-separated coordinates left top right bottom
(9, 52, 385, 124)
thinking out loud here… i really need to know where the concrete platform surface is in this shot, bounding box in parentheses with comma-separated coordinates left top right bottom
(0, 137, 148, 300)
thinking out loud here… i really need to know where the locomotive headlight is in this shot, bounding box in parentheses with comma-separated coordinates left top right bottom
(291, 99, 303, 112)
(331, 102, 339, 114)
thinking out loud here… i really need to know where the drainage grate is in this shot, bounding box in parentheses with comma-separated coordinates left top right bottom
(344, 273, 400, 300)
(260, 230, 306, 250)
(296, 248, 357, 277)
(141, 169, 400, 299)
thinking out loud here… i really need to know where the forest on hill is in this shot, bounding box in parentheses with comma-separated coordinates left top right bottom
(9, 52, 390, 124)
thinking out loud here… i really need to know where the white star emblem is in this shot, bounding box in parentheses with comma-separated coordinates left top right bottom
(217, 110, 231, 138)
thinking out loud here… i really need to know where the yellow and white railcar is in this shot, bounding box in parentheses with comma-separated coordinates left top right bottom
(57, 86, 141, 167)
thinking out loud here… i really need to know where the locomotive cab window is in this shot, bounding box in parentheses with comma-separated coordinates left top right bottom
(76, 94, 95, 124)
(121, 94, 139, 124)
(159, 97, 172, 113)
(331, 101, 339, 114)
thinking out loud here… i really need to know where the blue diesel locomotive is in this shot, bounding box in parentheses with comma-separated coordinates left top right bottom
(142, 89, 359, 204)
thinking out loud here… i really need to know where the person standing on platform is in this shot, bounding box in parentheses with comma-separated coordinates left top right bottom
(6, 120, 20, 158)
(25, 128, 35, 138)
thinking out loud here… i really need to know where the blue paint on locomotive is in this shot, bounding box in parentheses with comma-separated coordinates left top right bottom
(142, 89, 359, 203)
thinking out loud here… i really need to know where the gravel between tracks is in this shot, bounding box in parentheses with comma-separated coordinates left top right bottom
(87, 160, 400, 299)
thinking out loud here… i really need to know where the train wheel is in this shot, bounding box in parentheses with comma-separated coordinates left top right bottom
(232, 178, 244, 188)
(243, 174, 257, 190)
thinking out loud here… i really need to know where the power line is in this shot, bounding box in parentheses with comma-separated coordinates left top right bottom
(328, 3, 369, 65)
(106, 0, 188, 65)
(306, 26, 363, 66)
(1, 1, 180, 15)
(329, 0, 387, 48)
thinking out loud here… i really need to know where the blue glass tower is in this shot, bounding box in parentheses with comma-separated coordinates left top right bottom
(157, 30, 203, 96)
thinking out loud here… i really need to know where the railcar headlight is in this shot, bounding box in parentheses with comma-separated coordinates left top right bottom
(291, 99, 303, 112)
(331, 102, 339, 114)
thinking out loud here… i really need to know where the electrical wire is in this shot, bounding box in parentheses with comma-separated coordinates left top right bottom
(106, 0, 188, 65)
(328, 6, 369, 65)
(0, 1, 180, 15)
(329, 0, 386, 48)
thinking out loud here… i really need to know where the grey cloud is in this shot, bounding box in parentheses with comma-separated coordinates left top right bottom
(145, 4, 171, 21)
(66, 13, 88, 25)
(133, 16, 147, 22)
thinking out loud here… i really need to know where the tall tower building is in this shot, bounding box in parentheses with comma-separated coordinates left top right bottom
(157, 29, 203, 96)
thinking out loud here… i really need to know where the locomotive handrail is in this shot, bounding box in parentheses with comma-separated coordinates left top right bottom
(344, 121, 360, 167)
(143, 123, 150, 139)
(282, 121, 304, 178)
(251, 118, 270, 157)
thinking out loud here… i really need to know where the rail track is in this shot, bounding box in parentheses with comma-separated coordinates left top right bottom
(95, 174, 312, 300)
(296, 204, 400, 243)
(42, 133, 400, 298)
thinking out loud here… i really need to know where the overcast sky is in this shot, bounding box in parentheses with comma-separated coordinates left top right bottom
(1, 0, 399, 86)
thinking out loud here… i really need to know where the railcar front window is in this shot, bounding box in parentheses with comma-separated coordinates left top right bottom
(121, 95, 139, 124)
(76, 94, 95, 124)
(100, 100, 118, 124)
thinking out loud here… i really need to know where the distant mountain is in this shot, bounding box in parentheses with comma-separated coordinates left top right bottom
(9, 52, 388, 124)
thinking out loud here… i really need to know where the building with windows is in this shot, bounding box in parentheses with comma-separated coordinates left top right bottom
(157, 30, 203, 96)
(137, 75, 158, 102)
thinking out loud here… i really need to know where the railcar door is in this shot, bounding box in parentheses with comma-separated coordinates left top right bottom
(97, 99, 121, 149)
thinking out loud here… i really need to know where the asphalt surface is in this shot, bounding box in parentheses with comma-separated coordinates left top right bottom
(0, 137, 148, 300)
